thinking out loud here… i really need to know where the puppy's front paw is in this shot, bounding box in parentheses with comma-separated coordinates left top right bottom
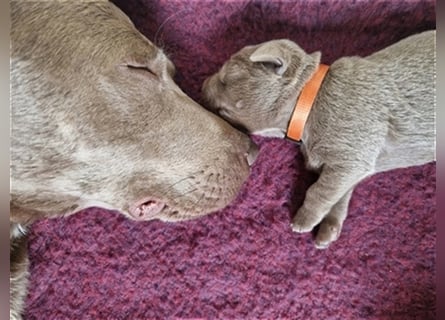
(314, 218, 341, 249)
(291, 208, 319, 233)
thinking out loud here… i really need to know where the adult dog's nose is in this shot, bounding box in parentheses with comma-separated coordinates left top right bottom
(245, 141, 259, 167)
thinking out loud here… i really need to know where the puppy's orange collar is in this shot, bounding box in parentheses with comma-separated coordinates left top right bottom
(286, 64, 329, 141)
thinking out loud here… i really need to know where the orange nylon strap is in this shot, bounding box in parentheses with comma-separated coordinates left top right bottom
(286, 64, 329, 141)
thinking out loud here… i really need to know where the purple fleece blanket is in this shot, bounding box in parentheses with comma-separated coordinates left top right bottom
(24, 1, 436, 319)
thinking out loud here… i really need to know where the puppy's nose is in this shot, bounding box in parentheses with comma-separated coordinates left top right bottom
(245, 141, 259, 167)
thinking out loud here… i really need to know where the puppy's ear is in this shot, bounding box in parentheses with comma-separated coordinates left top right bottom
(249, 42, 288, 76)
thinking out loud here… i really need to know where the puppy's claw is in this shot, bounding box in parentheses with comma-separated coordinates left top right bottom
(314, 241, 330, 249)
(291, 212, 318, 233)
(314, 219, 341, 248)
(290, 221, 314, 233)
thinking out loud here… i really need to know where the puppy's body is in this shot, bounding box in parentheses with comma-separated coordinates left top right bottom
(203, 30, 435, 248)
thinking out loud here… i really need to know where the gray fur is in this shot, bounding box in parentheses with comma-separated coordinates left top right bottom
(11, 1, 258, 318)
(10, 223, 29, 320)
(202, 31, 436, 248)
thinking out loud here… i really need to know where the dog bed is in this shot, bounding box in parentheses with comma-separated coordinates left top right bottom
(25, 1, 436, 319)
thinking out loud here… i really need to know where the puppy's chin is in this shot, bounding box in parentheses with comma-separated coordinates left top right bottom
(252, 128, 286, 138)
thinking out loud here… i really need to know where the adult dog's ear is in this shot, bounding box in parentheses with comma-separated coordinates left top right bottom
(249, 41, 289, 76)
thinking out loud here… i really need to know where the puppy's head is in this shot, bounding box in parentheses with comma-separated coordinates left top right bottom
(202, 39, 320, 136)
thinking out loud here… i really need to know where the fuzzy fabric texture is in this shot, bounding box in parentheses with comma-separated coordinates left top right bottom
(24, 1, 436, 319)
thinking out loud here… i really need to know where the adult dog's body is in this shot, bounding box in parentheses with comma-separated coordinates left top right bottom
(203, 30, 435, 248)
(10, 1, 257, 318)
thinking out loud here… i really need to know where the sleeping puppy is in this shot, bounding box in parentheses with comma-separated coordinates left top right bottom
(202, 30, 436, 248)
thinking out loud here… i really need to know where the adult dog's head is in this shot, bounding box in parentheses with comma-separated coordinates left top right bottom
(10, 1, 258, 223)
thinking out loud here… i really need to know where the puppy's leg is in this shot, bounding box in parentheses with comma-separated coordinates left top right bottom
(314, 189, 353, 249)
(10, 223, 29, 320)
(291, 165, 369, 234)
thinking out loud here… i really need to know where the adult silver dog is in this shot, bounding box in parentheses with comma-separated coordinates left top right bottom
(10, 1, 258, 318)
